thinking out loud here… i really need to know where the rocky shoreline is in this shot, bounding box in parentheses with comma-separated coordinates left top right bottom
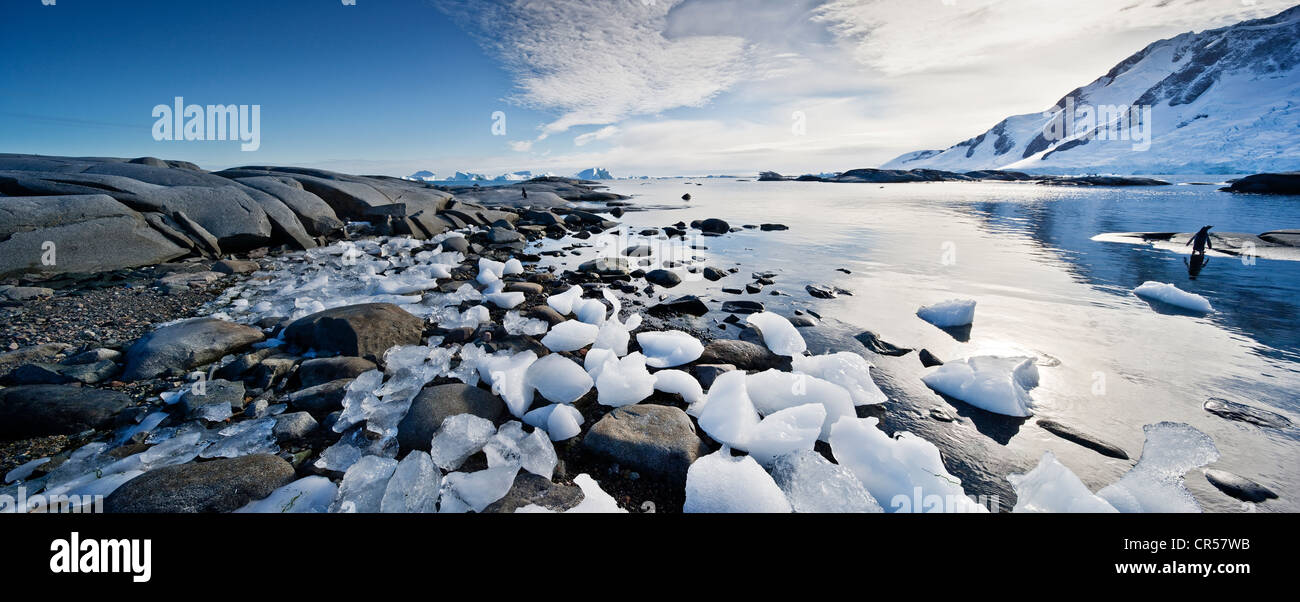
(757, 168, 1174, 186)
(0, 154, 1278, 514)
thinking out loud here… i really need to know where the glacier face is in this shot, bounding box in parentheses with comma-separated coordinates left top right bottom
(882, 6, 1300, 174)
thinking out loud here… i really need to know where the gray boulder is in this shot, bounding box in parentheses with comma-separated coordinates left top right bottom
(122, 318, 266, 380)
(286, 378, 354, 413)
(583, 405, 709, 480)
(296, 356, 377, 389)
(397, 383, 505, 452)
(697, 339, 792, 371)
(283, 303, 423, 364)
(0, 385, 132, 439)
(104, 454, 296, 513)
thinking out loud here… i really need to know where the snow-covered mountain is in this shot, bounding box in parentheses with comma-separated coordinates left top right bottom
(575, 167, 613, 180)
(882, 6, 1300, 174)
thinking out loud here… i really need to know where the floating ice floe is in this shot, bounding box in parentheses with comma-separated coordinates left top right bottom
(746, 369, 855, 440)
(1133, 281, 1214, 314)
(525, 353, 593, 404)
(637, 330, 704, 368)
(439, 464, 520, 513)
(745, 312, 806, 356)
(684, 449, 792, 513)
(791, 352, 888, 406)
(830, 417, 987, 513)
(380, 451, 441, 513)
(769, 449, 883, 513)
(745, 404, 826, 467)
(920, 356, 1039, 417)
(916, 299, 977, 328)
(1097, 422, 1219, 513)
(237, 476, 338, 513)
(595, 352, 656, 407)
(542, 320, 600, 352)
(330, 455, 398, 513)
(1007, 451, 1117, 513)
(429, 414, 497, 471)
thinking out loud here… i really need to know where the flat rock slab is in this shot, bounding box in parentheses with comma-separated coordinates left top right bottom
(104, 454, 295, 513)
(1203, 469, 1279, 504)
(696, 339, 791, 371)
(0, 384, 132, 440)
(397, 383, 505, 452)
(1036, 419, 1129, 460)
(1203, 398, 1293, 429)
(296, 356, 377, 389)
(583, 405, 710, 480)
(284, 303, 423, 364)
(122, 318, 266, 380)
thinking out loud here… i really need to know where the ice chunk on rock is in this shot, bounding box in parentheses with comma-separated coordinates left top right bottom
(238, 476, 338, 513)
(1097, 422, 1219, 513)
(380, 450, 441, 513)
(200, 417, 279, 459)
(792, 352, 888, 406)
(595, 352, 656, 407)
(695, 371, 760, 449)
(477, 350, 537, 417)
(745, 312, 806, 356)
(5, 457, 51, 484)
(429, 414, 497, 471)
(920, 356, 1038, 417)
(525, 353, 593, 404)
(547, 285, 584, 315)
(917, 299, 976, 327)
(830, 417, 987, 513)
(746, 404, 826, 467)
(504, 310, 549, 336)
(637, 331, 704, 368)
(546, 404, 584, 441)
(1008, 451, 1118, 513)
(484, 421, 558, 479)
(484, 291, 525, 309)
(439, 465, 520, 513)
(330, 455, 398, 513)
(567, 474, 627, 513)
(652, 369, 705, 405)
(770, 449, 883, 513)
(745, 369, 854, 440)
(684, 449, 792, 513)
(573, 298, 607, 324)
(1133, 281, 1213, 313)
(542, 320, 600, 352)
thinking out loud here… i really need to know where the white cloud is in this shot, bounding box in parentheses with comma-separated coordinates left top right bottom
(574, 125, 620, 146)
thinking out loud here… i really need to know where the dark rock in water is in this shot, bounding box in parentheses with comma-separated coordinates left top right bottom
(703, 267, 727, 281)
(273, 411, 319, 442)
(854, 331, 913, 357)
(760, 223, 788, 231)
(482, 472, 584, 513)
(745, 283, 763, 294)
(583, 405, 709, 480)
(1203, 398, 1293, 429)
(694, 218, 729, 234)
(681, 193, 692, 201)
(0, 384, 132, 440)
(1203, 469, 1278, 503)
(806, 284, 837, 299)
(122, 318, 265, 380)
(693, 364, 735, 389)
(918, 349, 944, 367)
(649, 295, 709, 317)
(788, 315, 818, 327)
(929, 408, 955, 422)
(721, 300, 764, 314)
(287, 378, 354, 413)
(1037, 175, 1171, 187)
(697, 339, 791, 371)
(296, 356, 377, 389)
(397, 384, 506, 452)
(284, 303, 423, 365)
(0, 194, 188, 278)
(104, 454, 295, 513)
(624, 244, 653, 257)
(645, 269, 682, 288)
(1036, 419, 1129, 460)
(1220, 172, 1300, 195)
(179, 378, 246, 418)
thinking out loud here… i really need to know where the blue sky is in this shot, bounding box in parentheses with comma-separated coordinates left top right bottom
(1, 0, 1291, 177)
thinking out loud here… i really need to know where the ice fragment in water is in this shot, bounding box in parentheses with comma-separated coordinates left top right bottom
(1097, 422, 1219, 513)
(920, 356, 1038, 417)
(916, 299, 977, 327)
(1132, 281, 1214, 313)
(746, 404, 826, 467)
(770, 449, 883, 513)
(380, 450, 441, 513)
(684, 449, 792, 513)
(525, 353, 593, 404)
(830, 417, 987, 513)
(745, 312, 806, 356)
(745, 369, 854, 440)
(237, 476, 338, 513)
(791, 352, 888, 406)
(1007, 451, 1117, 513)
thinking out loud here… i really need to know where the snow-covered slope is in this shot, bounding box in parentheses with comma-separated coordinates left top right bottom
(883, 6, 1300, 174)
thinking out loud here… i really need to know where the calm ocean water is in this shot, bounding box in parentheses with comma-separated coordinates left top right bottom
(554, 177, 1300, 511)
